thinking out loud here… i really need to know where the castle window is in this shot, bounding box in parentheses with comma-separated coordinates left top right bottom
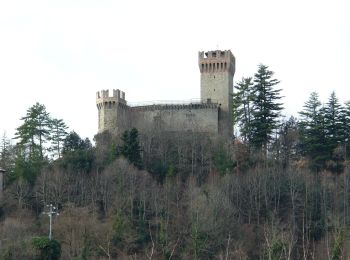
(212, 52, 216, 58)
(202, 64, 204, 71)
(221, 63, 223, 69)
(206, 64, 208, 71)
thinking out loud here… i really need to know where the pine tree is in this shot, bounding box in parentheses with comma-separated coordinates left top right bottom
(50, 118, 68, 158)
(299, 92, 329, 171)
(119, 128, 143, 169)
(14, 103, 51, 159)
(13, 103, 52, 182)
(324, 91, 343, 148)
(339, 101, 350, 142)
(62, 131, 91, 154)
(1, 132, 11, 164)
(233, 77, 254, 143)
(250, 64, 283, 154)
(323, 92, 346, 172)
(338, 100, 350, 160)
(61, 131, 93, 173)
(0, 132, 15, 173)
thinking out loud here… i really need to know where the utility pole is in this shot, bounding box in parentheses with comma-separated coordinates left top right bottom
(43, 204, 59, 240)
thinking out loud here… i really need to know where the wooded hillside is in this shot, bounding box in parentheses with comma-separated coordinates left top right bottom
(1, 65, 350, 259)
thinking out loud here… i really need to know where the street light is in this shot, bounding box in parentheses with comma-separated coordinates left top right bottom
(43, 204, 59, 240)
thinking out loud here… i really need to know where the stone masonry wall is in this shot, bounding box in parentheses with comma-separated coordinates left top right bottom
(96, 50, 235, 137)
(96, 89, 220, 136)
(129, 104, 219, 135)
(199, 50, 235, 136)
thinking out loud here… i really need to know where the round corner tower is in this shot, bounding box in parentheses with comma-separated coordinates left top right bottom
(96, 89, 128, 135)
(198, 50, 235, 136)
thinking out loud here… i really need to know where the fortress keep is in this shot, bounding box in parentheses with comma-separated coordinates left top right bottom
(96, 50, 235, 137)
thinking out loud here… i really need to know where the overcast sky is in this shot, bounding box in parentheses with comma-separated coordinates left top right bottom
(0, 0, 349, 142)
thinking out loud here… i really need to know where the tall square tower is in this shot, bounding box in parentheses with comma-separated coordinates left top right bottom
(199, 50, 235, 136)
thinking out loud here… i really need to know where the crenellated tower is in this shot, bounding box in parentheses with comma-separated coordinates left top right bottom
(96, 89, 129, 135)
(96, 50, 236, 138)
(198, 50, 235, 136)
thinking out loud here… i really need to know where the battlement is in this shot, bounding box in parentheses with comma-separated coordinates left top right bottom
(130, 101, 219, 112)
(96, 89, 127, 108)
(198, 50, 235, 74)
(96, 50, 235, 137)
(96, 89, 126, 100)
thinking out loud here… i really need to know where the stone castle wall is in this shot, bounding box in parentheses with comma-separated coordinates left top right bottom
(96, 50, 235, 137)
(96, 90, 220, 136)
(130, 103, 219, 135)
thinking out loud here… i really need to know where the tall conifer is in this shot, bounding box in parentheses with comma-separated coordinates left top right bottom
(233, 77, 254, 143)
(250, 64, 283, 154)
(299, 92, 329, 171)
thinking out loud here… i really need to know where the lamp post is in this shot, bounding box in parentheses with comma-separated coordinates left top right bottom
(43, 204, 59, 240)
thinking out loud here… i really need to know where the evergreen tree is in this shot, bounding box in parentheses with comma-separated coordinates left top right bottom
(62, 131, 91, 154)
(1, 133, 11, 166)
(324, 91, 343, 149)
(299, 92, 329, 171)
(0, 132, 15, 175)
(250, 64, 283, 154)
(14, 103, 51, 159)
(49, 118, 68, 158)
(323, 92, 346, 172)
(32, 237, 61, 260)
(13, 103, 51, 182)
(61, 131, 93, 173)
(337, 100, 350, 161)
(119, 128, 143, 169)
(339, 101, 350, 142)
(233, 77, 254, 143)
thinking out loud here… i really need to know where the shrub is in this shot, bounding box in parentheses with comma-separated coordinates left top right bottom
(32, 236, 61, 260)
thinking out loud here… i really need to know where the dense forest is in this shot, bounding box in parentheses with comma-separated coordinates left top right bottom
(1, 65, 350, 259)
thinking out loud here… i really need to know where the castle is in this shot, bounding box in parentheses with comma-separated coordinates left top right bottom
(96, 50, 235, 137)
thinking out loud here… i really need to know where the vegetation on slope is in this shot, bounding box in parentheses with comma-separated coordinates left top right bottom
(1, 65, 350, 258)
